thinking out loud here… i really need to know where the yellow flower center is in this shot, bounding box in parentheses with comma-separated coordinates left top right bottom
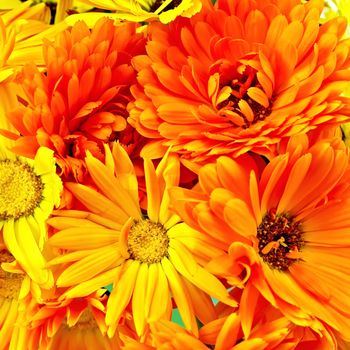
(0, 250, 23, 300)
(128, 219, 169, 264)
(0, 159, 43, 220)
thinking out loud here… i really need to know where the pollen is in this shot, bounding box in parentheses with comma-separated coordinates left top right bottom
(256, 209, 304, 271)
(0, 250, 23, 300)
(0, 159, 43, 220)
(128, 219, 169, 264)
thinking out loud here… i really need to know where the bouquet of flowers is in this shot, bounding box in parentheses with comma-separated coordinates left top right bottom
(1, 0, 350, 348)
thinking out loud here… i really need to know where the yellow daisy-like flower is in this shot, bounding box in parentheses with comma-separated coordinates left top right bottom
(78, 0, 202, 24)
(0, 244, 49, 350)
(0, 146, 62, 288)
(27, 289, 122, 350)
(0, 248, 28, 350)
(0, 0, 68, 83)
(47, 143, 234, 338)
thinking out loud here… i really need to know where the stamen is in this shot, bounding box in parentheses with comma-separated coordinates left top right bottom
(128, 219, 169, 264)
(217, 66, 272, 127)
(0, 159, 43, 220)
(256, 210, 304, 271)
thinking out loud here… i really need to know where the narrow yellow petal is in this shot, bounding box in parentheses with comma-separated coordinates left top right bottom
(161, 258, 198, 336)
(106, 260, 140, 337)
(132, 263, 149, 335)
(62, 266, 123, 299)
(56, 246, 121, 287)
(144, 158, 161, 222)
(148, 263, 170, 322)
(49, 227, 118, 250)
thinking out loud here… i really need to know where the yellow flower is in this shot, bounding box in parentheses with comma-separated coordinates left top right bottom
(76, 0, 202, 23)
(0, 146, 62, 288)
(0, 246, 46, 350)
(27, 289, 122, 350)
(0, 1, 67, 83)
(47, 143, 234, 338)
(0, 248, 27, 350)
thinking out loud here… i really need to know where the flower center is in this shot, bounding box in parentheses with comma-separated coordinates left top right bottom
(0, 159, 43, 220)
(216, 65, 272, 128)
(149, 0, 182, 12)
(256, 210, 304, 271)
(128, 219, 169, 264)
(69, 308, 98, 331)
(0, 250, 23, 299)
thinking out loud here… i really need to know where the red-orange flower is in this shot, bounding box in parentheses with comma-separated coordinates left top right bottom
(3, 17, 145, 181)
(128, 0, 350, 162)
(169, 136, 350, 339)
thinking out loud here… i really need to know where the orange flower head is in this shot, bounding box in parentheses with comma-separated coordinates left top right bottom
(199, 294, 338, 350)
(169, 136, 350, 340)
(128, 0, 350, 162)
(4, 17, 146, 181)
(27, 289, 122, 350)
(122, 300, 337, 350)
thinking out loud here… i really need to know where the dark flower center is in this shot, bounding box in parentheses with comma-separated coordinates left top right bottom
(256, 209, 304, 271)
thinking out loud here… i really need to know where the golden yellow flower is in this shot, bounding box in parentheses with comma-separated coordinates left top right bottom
(27, 289, 122, 350)
(0, 249, 27, 350)
(0, 247, 43, 350)
(0, 146, 62, 288)
(0, 0, 67, 83)
(47, 143, 234, 338)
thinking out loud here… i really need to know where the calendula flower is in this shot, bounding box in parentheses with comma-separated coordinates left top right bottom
(2, 17, 145, 181)
(27, 289, 122, 350)
(47, 143, 234, 338)
(200, 289, 337, 350)
(128, 0, 350, 163)
(0, 245, 50, 350)
(0, 248, 28, 350)
(0, 145, 62, 288)
(0, 0, 70, 84)
(169, 136, 350, 339)
(76, 0, 202, 24)
(123, 301, 337, 350)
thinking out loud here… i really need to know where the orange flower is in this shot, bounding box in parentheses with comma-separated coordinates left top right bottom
(199, 295, 338, 350)
(27, 289, 122, 350)
(128, 0, 350, 163)
(122, 301, 337, 349)
(3, 17, 145, 181)
(169, 136, 350, 339)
